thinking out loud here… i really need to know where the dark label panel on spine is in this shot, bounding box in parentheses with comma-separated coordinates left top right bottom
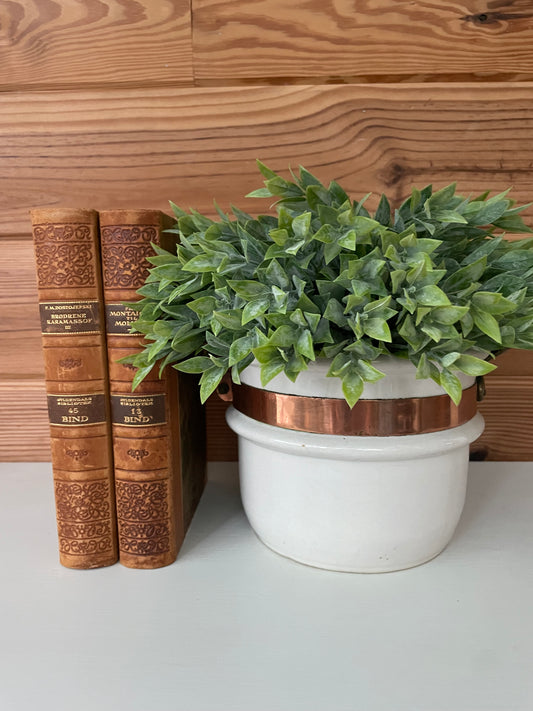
(40, 301, 101, 334)
(47, 393, 106, 426)
(111, 394, 167, 426)
(105, 303, 139, 335)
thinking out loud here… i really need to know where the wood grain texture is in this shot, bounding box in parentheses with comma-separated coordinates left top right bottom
(2, 83, 533, 461)
(2, 84, 533, 236)
(0, 0, 193, 90)
(476, 377, 533, 460)
(205, 397, 237, 461)
(0, 379, 51, 462)
(192, 0, 533, 82)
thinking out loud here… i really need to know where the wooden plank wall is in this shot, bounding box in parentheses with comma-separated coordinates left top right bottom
(1, 1, 533, 462)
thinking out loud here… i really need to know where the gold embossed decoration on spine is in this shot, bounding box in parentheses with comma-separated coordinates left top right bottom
(30, 208, 118, 569)
(99, 210, 206, 569)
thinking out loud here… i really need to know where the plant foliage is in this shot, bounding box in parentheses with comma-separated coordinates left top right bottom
(123, 162, 533, 406)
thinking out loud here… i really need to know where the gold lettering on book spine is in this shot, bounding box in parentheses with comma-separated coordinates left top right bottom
(100, 225, 158, 289)
(115, 479, 171, 555)
(55, 480, 114, 555)
(32, 223, 96, 288)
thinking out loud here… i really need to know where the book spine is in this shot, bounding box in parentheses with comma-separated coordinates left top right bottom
(99, 210, 206, 569)
(30, 208, 118, 569)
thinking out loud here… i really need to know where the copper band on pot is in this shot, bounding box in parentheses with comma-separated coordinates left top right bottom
(231, 383, 478, 437)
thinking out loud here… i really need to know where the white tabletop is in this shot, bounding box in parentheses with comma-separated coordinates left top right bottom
(0, 461, 532, 711)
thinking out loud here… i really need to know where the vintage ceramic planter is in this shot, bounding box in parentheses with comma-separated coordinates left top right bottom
(225, 357, 484, 573)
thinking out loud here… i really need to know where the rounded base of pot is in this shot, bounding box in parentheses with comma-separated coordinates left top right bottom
(253, 531, 448, 574)
(226, 408, 485, 573)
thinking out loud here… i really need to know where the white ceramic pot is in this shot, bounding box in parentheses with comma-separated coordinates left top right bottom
(226, 357, 485, 573)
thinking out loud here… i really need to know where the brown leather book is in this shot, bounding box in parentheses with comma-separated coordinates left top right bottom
(99, 209, 206, 569)
(30, 207, 118, 569)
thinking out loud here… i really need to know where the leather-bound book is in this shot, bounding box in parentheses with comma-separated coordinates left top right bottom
(99, 209, 206, 569)
(30, 208, 118, 569)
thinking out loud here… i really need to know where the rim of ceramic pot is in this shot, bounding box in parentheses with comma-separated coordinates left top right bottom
(226, 408, 485, 461)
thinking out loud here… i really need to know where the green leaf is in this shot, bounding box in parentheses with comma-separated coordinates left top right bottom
(245, 187, 273, 198)
(342, 371, 364, 408)
(282, 351, 306, 380)
(252, 345, 278, 365)
(187, 296, 217, 318)
(469, 200, 509, 226)
(398, 313, 424, 349)
(427, 183, 457, 209)
(433, 210, 468, 224)
(415, 353, 431, 379)
(472, 306, 502, 343)
(174, 356, 213, 374)
(299, 165, 323, 187)
(324, 240, 342, 264)
(338, 230, 357, 250)
(431, 305, 469, 325)
(364, 317, 392, 342)
(229, 335, 253, 365)
(199, 366, 226, 403)
(421, 324, 443, 342)
(131, 363, 156, 391)
(375, 194, 391, 226)
(443, 257, 487, 291)
(440, 369, 463, 406)
(357, 360, 386, 383)
(213, 310, 242, 330)
(324, 298, 348, 327)
(453, 354, 497, 376)
(416, 284, 450, 306)
(416, 285, 451, 307)
(292, 211, 312, 239)
(493, 214, 533, 233)
(269, 228, 289, 245)
(260, 356, 286, 385)
(269, 325, 298, 348)
(256, 160, 279, 180)
(472, 291, 517, 315)
(242, 297, 270, 324)
(312, 224, 335, 244)
(228, 280, 270, 300)
(264, 259, 290, 289)
(296, 329, 315, 360)
(182, 254, 224, 272)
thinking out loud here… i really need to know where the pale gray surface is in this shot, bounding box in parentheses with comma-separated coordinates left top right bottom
(0, 461, 532, 711)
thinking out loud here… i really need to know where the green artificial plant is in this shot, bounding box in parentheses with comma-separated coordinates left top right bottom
(123, 162, 533, 406)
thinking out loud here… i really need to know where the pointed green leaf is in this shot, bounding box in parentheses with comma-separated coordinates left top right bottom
(431, 305, 469, 324)
(453, 354, 497, 376)
(260, 356, 286, 385)
(229, 335, 253, 365)
(375, 194, 391, 226)
(472, 291, 517, 315)
(416, 285, 451, 307)
(364, 318, 392, 342)
(245, 187, 273, 198)
(174, 356, 213, 374)
(296, 329, 315, 360)
(356, 360, 385, 383)
(472, 306, 502, 343)
(199, 366, 226, 403)
(242, 297, 270, 324)
(342, 371, 364, 408)
(440, 369, 463, 406)
(131, 363, 156, 391)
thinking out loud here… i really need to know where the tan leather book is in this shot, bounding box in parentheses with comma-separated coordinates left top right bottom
(99, 209, 206, 569)
(30, 207, 118, 569)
